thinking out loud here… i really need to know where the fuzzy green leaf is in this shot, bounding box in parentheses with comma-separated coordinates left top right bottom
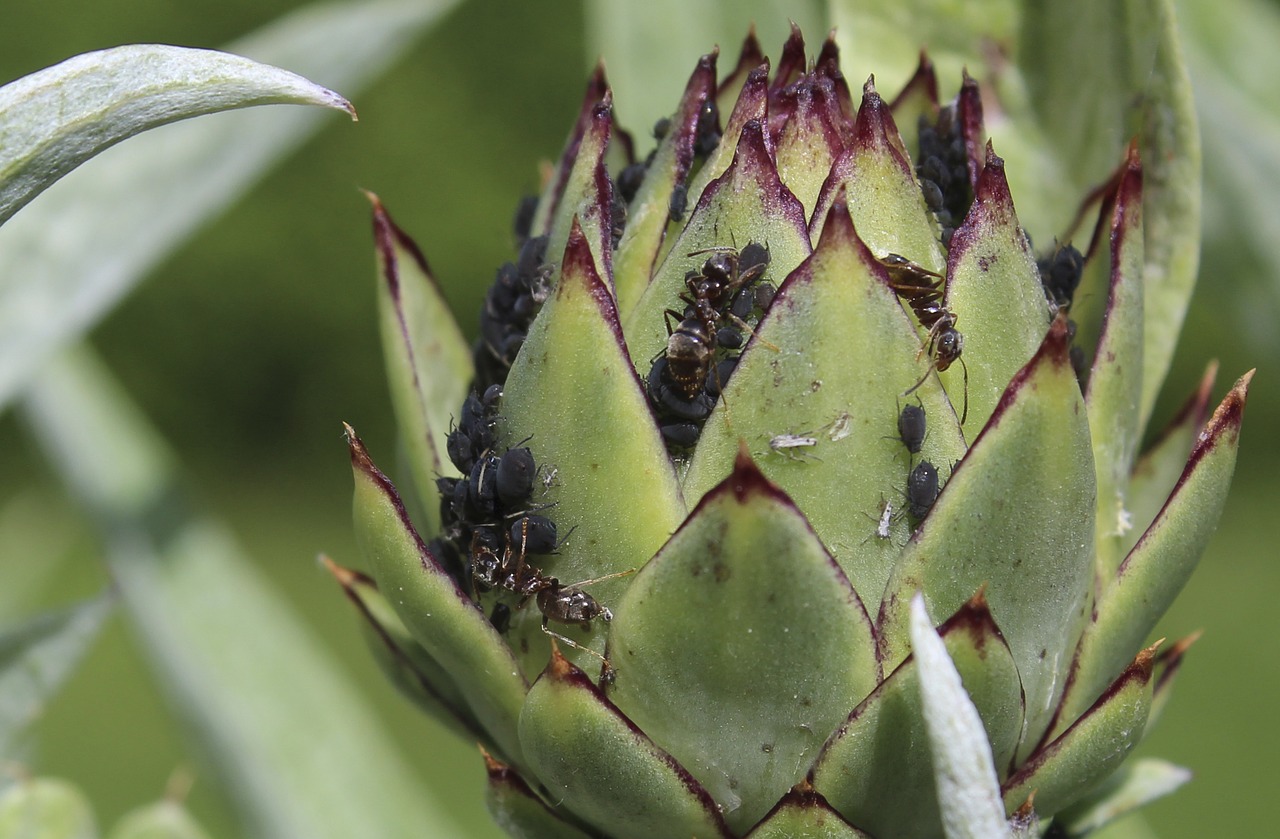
(624, 119, 812, 367)
(371, 195, 473, 536)
(743, 787, 870, 839)
(0, 778, 97, 839)
(0, 0, 455, 412)
(348, 427, 529, 766)
(482, 752, 595, 839)
(1056, 758, 1191, 837)
(0, 597, 111, 758)
(106, 801, 211, 839)
(910, 596, 1012, 839)
(1056, 371, 1251, 727)
(0, 44, 351, 227)
(22, 346, 468, 839)
(1003, 647, 1155, 818)
(813, 593, 1022, 839)
(879, 318, 1096, 756)
(519, 649, 730, 839)
(1085, 151, 1146, 574)
(944, 147, 1052, 438)
(501, 221, 685, 672)
(684, 198, 966, 604)
(608, 454, 878, 835)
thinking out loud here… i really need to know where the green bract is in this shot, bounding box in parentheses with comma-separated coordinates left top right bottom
(334, 22, 1250, 839)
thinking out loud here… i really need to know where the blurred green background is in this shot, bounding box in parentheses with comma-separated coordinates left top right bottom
(0, 1, 1275, 837)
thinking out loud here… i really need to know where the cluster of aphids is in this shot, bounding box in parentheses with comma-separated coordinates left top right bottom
(916, 107, 973, 248)
(1036, 242, 1087, 384)
(646, 242, 775, 450)
(879, 253, 969, 424)
(877, 399, 941, 539)
(473, 225, 555, 392)
(430, 386, 615, 648)
(616, 98, 722, 226)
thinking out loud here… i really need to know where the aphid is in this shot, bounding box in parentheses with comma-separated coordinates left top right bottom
(669, 182, 689, 222)
(906, 460, 940, 521)
(768, 433, 820, 461)
(509, 514, 558, 556)
(489, 602, 512, 634)
(1037, 242, 1085, 313)
(495, 447, 536, 507)
(879, 253, 970, 423)
(896, 399, 926, 455)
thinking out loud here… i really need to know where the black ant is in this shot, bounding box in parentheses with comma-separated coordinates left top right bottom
(472, 518, 631, 669)
(648, 242, 772, 446)
(879, 253, 969, 423)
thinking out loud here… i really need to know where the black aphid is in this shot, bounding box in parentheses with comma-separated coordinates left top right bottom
(897, 401, 927, 455)
(906, 460, 941, 521)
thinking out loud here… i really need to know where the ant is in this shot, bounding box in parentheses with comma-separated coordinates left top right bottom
(471, 518, 631, 670)
(878, 253, 969, 424)
(648, 242, 773, 447)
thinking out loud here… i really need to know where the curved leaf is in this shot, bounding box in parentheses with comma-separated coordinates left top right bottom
(0, 0, 457, 412)
(482, 749, 594, 839)
(0, 44, 351, 226)
(744, 784, 870, 839)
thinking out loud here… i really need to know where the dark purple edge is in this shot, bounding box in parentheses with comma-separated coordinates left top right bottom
(481, 748, 606, 838)
(1084, 144, 1144, 402)
(1116, 369, 1253, 575)
(889, 49, 941, 113)
(532, 646, 734, 838)
(957, 69, 985, 191)
(543, 63, 611, 236)
(815, 30, 857, 131)
(720, 26, 767, 93)
(1001, 643, 1156, 794)
(1133, 361, 1218, 474)
(742, 779, 861, 837)
(368, 195, 443, 470)
(672, 53, 720, 180)
(683, 118, 810, 259)
(944, 141, 1019, 292)
(851, 76, 915, 181)
(719, 64, 772, 161)
(345, 423, 532, 689)
(770, 21, 807, 92)
(583, 96, 617, 284)
(1153, 631, 1200, 700)
(786, 71, 849, 160)
(873, 317, 1076, 657)
(326, 557, 486, 741)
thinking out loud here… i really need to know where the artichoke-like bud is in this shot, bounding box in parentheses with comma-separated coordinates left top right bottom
(333, 22, 1251, 839)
